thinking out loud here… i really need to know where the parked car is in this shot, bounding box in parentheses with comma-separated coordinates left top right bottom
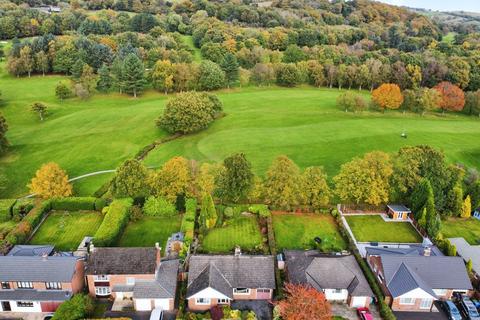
(357, 307, 373, 320)
(150, 308, 164, 320)
(440, 300, 462, 320)
(458, 295, 480, 320)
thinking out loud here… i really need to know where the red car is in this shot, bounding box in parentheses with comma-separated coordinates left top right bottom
(357, 307, 374, 320)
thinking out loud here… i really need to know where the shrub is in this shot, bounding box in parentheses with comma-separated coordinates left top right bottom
(5, 200, 51, 246)
(94, 198, 133, 246)
(0, 199, 16, 222)
(181, 198, 197, 242)
(94, 198, 107, 211)
(144, 196, 176, 216)
(51, 197, 96, 211)
(12, 198, 35, 221)
(52, 294, 94, 320)
(224, 207, 234, 218)
(248, 204, 271, 218)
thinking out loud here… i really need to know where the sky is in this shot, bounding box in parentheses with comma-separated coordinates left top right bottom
(375, 0, 480, 13)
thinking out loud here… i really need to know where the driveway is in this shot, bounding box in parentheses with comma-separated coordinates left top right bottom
(231, 300, 272, 320)
(0, 312, 48, 320)
(104, 310, 177, 320)
(394, 311, 448, 320)
(332, 303, 381, 319)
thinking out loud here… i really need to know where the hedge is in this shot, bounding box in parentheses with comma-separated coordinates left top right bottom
(248, 204, 271, 218)
(12, 198, 35, 221)
(51, 197, 97, 211)
(0, 199, 16, 222)
(181, 198, 197, 242)
(93, 198, 133, 246)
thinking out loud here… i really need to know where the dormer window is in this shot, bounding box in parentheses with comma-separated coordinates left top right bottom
(16, 282, 33, 289)
(234, 288, 250, 294)
(1, 282, 10, 289)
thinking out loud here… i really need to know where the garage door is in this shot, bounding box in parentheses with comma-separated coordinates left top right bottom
(351, 296, 367, 308)
(154, 299, 171, 310)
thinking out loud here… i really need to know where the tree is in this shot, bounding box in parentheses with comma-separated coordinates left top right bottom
(122, 53, 146, 97)
(276, 63, 300, 87)
(96, 64, 112, 93)
(410, 178, 434, 218)
(217, 153, 254, 203)
(450, 184, 464, 217)
(79, 64, 98, 97)
(35, 51, 48, 76)
(447, 56, 470, 89)
(55, 82, 72, 100)
(198, 60, 225, 91)
(196, 162, 221, 196)
(31, 102, 47, 121)
(199, 193, 217, 229)
(220, 53, 239, 88)
(461, 195, 472, 218)
(264, 155, 302, 210)
(372, 83, 404, 111)
(467, 259, 473, 275)
(282, 44, 306, 63)
(465, 90, 480, 117)
(277, 283, 332, 320)
(434, 81, 465, 113)
(52, 294, 94, 320)
(0, 113, 8, 154)
(151, 60, 175, 94)
(446, 240, 457, 256)
(19, 46, 33, 77)
(110, 159, 149, 198)
(28, 162, 73, 199)
(149, 156, 191, 202)
(418, 207, 427, 229)
(334, 151, 393, 206)
(157, 92, 222, 134)
(301, 166, 331, 210)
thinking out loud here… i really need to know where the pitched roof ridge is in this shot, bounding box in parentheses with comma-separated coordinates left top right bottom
(210, 261, 233, 288)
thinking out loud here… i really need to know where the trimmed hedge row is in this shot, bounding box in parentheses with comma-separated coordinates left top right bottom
(181, 198, 197, 242)
(0, 199, 16, 222)
(248, 204, 271, 218)
(93, 198, 133, 247)
(12, 198, 35, 221)
(51, 197, 97, 211)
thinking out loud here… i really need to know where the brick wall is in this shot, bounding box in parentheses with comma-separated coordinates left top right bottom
(86, 274, 155, 297)
(391, 297, 433, 312)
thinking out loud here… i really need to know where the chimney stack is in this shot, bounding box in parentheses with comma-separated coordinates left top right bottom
(423, 246, 431, 257)
(234, 246, 241, 257)
(89, 243, 95, 253)
(155, 243, 162, 267)
(42, 252, 48, 261)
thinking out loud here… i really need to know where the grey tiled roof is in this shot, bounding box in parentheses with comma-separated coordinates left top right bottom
(0, 256, 78, 282)
(7, 245, 54, 257)
(448, 238, 480, 274)
(134, 259, 179, 299)
(186, 255, 275, 298)
(366, 245, 443, 257)
(381, 255, 473, 298)
(387, 204, 411, 212)
(0, 290, 72, 301)
(86, 247, 157, 275)
(284, 250, 373, 297)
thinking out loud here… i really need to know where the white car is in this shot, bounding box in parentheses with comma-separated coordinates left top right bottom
(149, 308, 164, 320)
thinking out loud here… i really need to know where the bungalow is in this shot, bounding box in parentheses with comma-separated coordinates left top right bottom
(186, 253, 275, 311)
(284, 250, 373, 308)
(0, 254, 84, 313)
(85, 245, 178, 311)
(387, 204, 411, 220)
(366, 250, 472, 312)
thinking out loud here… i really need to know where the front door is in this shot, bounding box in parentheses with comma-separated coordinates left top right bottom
(1, 301, 11, 311)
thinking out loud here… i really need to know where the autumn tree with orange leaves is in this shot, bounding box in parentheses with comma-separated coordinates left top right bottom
(371, 83, 404, 112)
(434, 81, 465, 113)
(277, 283, 332, 320)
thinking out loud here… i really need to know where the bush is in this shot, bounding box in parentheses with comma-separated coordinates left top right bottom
(52, 294, 94, 320)
(12, 198, 35, 221)
(51, 197, 97, 211)
(181, 198, 197, 242)
(0, 199, 16, 222)
(143, 196, 176, 216)
(248, 204, 271, 218)
(94, 198, 107, 211)
(94, 198, 133, 246)
(224, 206, 234, 218)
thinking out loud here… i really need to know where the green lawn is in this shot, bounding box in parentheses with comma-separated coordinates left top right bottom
(442, 32, 457, 44)
(202, 216, 263, 253)
(273, 213, 347, 252)
(180, 35, 202, 62)
(441, 217, 480, 245)
(345, 215, 422, 243)
(117, 215, 182, 254)
(30, 211, 103, 251)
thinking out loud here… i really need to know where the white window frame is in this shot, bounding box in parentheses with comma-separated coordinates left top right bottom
(434, 289, 447, 296)
(234, 288, 251, 295)
(399, 297, 415, 305)
(45, 282, 62, 290)
(218, 298, 229, 304)
(94, 275, 109, 281)
(16, 301, 34, 307)
(333, 288, 343, 294)
(95, 286, 111, 296)
(126, 277, 135, 285)
(257, 288, 271, 293)
(16, 281, 33, 289)
(420, 298, 433, 309)
(195, 298, 211, 305)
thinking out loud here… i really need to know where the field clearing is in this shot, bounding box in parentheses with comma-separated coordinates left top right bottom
(29, 210, 103, 251)
(273, 213, 347, 252)
(441, 218, 480, 245)
(345, 215, 422, 243)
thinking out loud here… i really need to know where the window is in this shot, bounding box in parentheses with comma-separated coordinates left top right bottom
(399, 297, 415, 305)
(218, 298, 229, 304)
(420, 298, 433, 309)
(95, 287, 111, 296)
(1, 282, 10, 289)
(45, 282, 61, 290)
(16, 301, 34, 307)
(234, 288, 250, 295)
(434, 289, 447, 296)
(195, 298, 211, 305)
(126, 277, 135, 285)
(94, 275, 109, 281)
(16, 282, 33, 289)
(257, 289, 270, 293)
(333, 289, 343, 294)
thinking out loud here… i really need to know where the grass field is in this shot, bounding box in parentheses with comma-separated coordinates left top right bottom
(30, 211, 103, 251)
(202, 216, 263, 253)
(273, 213, 347, 252)
(180, 35, 202, 62)
(345, 215, 423, 243)
(117, 215, 182, 254)
(441, 218, 480, 245)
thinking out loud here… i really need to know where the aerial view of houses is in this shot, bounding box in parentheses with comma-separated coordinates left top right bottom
(0, 0, 480, 320)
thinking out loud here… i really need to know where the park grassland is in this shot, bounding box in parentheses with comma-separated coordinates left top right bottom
(441, 218, 480, 245)
(2, 61, 480, 198)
